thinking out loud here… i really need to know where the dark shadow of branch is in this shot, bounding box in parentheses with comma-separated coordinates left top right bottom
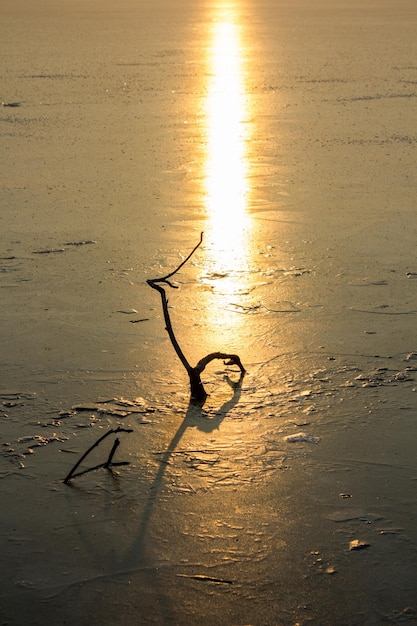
(123, 375, 244, 568)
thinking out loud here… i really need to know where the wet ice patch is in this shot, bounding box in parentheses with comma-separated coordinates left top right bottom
(283, 432, 320, 444)
(72, 397, 155, 419)
(18, 434, 67, 450)
(63, 240, 96, 246)
(32, 240, 96, 254)
(354, 368, 414, 387)
(4, 432, 69, 464)
(116, 308, 138, 314)
(32, 248, 66, 254)
(349, 539, 370, 551)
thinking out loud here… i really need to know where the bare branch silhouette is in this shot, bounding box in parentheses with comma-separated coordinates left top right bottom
(147, 233, 246, 403)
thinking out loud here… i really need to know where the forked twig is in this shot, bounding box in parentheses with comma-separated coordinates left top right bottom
(63, 426, 132, 483)
(156, 231, 204, 284)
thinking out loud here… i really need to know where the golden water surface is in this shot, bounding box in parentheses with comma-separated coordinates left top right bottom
(202, 7, 254, 341)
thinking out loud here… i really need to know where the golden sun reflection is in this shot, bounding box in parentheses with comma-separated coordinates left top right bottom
(199, 11, 254, 357)
(204, 16, 251, 275)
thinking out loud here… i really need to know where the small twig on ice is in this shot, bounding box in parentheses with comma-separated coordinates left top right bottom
(147, 233, 246, 403)
(154, 231, 204, 284)
(63, 426, 132, 483)
(104, 438, 120, 468)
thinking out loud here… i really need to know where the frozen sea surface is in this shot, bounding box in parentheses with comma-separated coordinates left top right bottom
(1, 0, 417, 624)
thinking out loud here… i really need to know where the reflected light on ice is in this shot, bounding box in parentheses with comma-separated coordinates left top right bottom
(199, 11, 254, 353)
(204, 16, 251, 276)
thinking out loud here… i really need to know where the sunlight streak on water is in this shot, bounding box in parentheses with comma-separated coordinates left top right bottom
(204, 13, 251, 276)
(200, 10, 255, 350)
